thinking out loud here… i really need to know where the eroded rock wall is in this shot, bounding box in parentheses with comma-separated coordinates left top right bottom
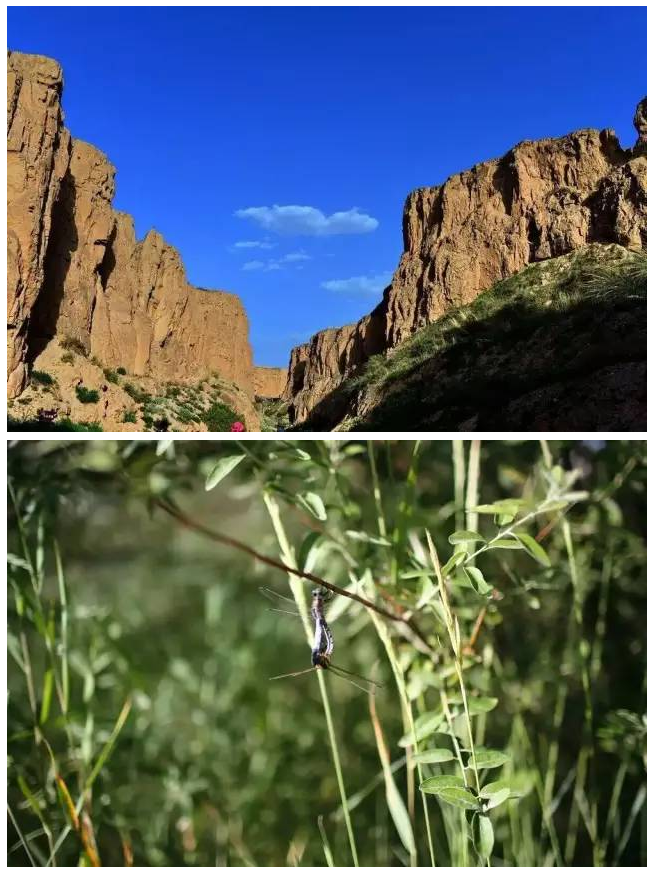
(7, 51, 71, 396)
(253, 366, 287, 399)
(7, 50, 255, 401)
(285, 99, 647, 423)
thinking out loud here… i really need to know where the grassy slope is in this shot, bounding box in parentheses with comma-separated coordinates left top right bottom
(294, 244, 646, 432)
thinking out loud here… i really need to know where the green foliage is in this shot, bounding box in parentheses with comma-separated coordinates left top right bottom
(6, 440, 646, 866)
(297, 245, 647, 431)
(117, 366, 127, 375)
(75, 385, 100, 404)
(103, 368, 119, 384)
(31, 369, 54, 387)
(124, 382, 149, 404)
(201, 401, 243, 431)
(7, 415, 103, 432)
(122, 410, 137, 424)
(60, 352, 75, 365)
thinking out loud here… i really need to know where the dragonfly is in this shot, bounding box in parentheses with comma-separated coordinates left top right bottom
(260, 586, 382, 694)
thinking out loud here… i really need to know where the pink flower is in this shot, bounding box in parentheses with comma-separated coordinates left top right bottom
(230, 421, 246, 432)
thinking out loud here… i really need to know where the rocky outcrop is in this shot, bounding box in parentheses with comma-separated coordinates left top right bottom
(253, 366, 287, 399)
(7, 51, 71, 397)
(7, 50, 255, 403)
(284, 100, 647, 423)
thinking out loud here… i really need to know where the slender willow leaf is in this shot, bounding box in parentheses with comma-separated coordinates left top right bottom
(448, 530, 486, 544)
(514, 532, 551, 566)
(205, 454, 245, 490)
(297, 492, 327, 521)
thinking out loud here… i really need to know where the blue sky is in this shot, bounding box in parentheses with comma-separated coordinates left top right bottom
(8, 7, 646, 367)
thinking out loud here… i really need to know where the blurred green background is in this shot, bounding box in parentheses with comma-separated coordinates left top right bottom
(7, 439, 646, 866)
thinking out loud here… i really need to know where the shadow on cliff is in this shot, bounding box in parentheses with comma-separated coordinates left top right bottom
(26, 169, 78, 364)
(292, 290, 646, 433)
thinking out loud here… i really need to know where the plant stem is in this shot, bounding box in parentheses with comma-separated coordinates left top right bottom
(263, 492, 360, 867)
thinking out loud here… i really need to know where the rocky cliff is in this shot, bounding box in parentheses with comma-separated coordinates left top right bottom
(7, 50, 254, 407)
(253, 366, 287, 399)
(284, 99, 647, 424)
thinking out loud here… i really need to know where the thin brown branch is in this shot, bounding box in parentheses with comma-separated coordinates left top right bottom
(154, 498, 431, 649)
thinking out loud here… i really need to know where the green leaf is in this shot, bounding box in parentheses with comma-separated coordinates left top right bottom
(463, 567, 493, 596)
(418, 775, 463, 792)
(471, 499, 525, 517)
(467, 696, 499, 715)
(297, 492, 327, 521)
(514, 533, 551, 567)
(442, 551, 468, 576)
(205, 454, 245, 490)
(487, 539, 524, 550)
(345, 530, 391, 546)
(412, 748, 455, 764)
(483, 788, 510, 810)
(298, 531, 321, 571)
(472, 813, 494, 859)
(469, 748, 510, 770)
(399, 711, 444, 747)
(423, 785, 479, 810)
(39, 668, 54, 725)
(448, 530, 486, 545)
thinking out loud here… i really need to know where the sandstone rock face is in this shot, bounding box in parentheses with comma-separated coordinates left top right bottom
(253, 365, 287, 399)
(7, 51, 71, 396)
(285, 101, 647, 424)
(7, 50, 256, 409)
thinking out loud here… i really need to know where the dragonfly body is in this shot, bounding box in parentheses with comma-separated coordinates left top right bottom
(260, 585, 380, 693)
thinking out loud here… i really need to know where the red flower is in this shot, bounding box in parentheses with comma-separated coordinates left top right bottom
(230, 421, 245, 432)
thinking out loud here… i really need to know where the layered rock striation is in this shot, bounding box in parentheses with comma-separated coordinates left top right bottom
(284, 98, 647, 423)
(7, 50, 254, 401)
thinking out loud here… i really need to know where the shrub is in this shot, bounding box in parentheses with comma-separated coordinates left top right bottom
(124, 383, 148, 404)
(7, 416, 102, 432)
(153, 417, 170, 432)
(122, 410, 137, 424)
(31, 370, 54, 387)
(202, 401, 243, 432)
(117, 367, 127, 376)
(60, 336, 88, 356)
(103, 368, 119, 384)
(61, 352, 75, 365)
(75, 385, 100, 404)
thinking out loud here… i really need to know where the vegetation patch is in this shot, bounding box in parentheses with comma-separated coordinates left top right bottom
(59, 336, 87, 356)
(122, 410, 137, 424)
(202, 401, 243, 431)
(75, 385, 100, 404)
(31, 369, 54, 387)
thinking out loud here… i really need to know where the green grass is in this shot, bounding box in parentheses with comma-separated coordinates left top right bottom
(295, 245, 646, 432)
(75, 385, 100, 404)
(356, 246, 646, 394)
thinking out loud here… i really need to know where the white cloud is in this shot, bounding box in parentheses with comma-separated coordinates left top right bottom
(321, 272, 393, 295)
(235, 204, 378, 236)
(232, 240, 277, 250)
(241, 250, 311, 272)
